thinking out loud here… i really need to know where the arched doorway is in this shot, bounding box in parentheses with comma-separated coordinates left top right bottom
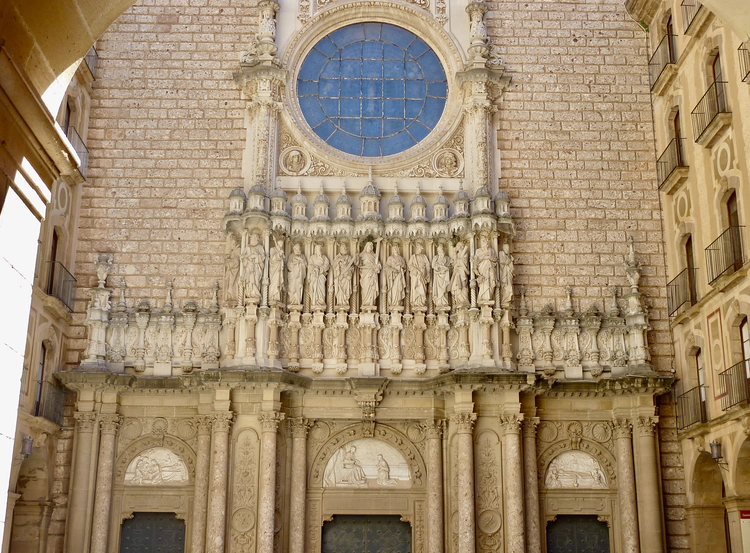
(687, 452, 729, 552)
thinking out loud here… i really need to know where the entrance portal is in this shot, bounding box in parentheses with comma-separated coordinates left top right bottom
(546, 515, 610, 553)
(321, 514, 412, 553)
(120, 512, 186, 553)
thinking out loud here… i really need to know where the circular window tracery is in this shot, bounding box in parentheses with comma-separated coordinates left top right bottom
(297, 22, 448, 157)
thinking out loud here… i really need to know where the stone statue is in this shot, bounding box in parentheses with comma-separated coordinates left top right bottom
(451, 241, 470, 308)
(498, 242, 514, 307)
(287, 243, 307, 306)
(432, 243, 451, 309)
(323, 445, 368, 488)
(259, 4, 276, 38)
(307, 243, 330, 309)
(473, 235, 498, 304)
(224, 237, 241, 305)
(333, 243, 354, 308)
(469, 8, 488, 43)
(384, 244, 407, 310)
(359, 241, 381, 311)
(268, 236, 285, 305)
(242, 233, 266, 304)
(408, 243, 430, 310)
(285, 150, 305, 174)
(376, 454, 397, 486)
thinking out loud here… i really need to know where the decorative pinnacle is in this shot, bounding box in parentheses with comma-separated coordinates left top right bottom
(626, 234, 637, 266)
(416, 181, 421, 196)
(297, 182, 302, 196)
(394, 181, 399, 196)
(438, 184, 443, 196)
(368, 166, 373, 184)
(210, 282, 220, 312)
(165, 280, 174, 311)
(459, 179, 464, 191)
(118, 280, 127, 310)
(342, 182, 347, 196)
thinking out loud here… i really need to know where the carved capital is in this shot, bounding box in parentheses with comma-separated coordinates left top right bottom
(500, 414, 522, 434)
(99, 414, 122, 435)
(636, 416, 658, 436)
(522, 417, 540, 438)
(421, 419, 445, 439)
(259, 411, 285, 431)
(74, 412, 98, 433)
(612, 418, 632, 439)
(288, 417, 313, 438)
(195, 415, 213, 435)
(211, 412, 234, 433)
(450, 413, 477, 433)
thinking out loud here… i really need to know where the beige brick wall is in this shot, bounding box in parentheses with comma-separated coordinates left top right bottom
(489, 0, 671, 373)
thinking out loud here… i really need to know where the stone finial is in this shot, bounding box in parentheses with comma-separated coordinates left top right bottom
(564, 286, 573, 316)
(165, 280, 173, 312)
(210, 282, 220, 313)
(95, 254, 113, 288)
(518, 286, 528, 316)
(624, 235, 642, 292)
(117, 280, 127, 311)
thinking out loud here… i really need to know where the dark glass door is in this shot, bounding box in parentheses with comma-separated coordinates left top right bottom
(322, 515, 411, 553)
(546, 515, 610, 553)
(120, 512, 185, 553)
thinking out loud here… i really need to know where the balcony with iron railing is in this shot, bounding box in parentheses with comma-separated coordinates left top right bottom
(681, 0, 706, 34)
(84, 46, 98, 80)
(740, 43, 750, 84)
(705, 226, 744, 285)
(719, 358, 750, 411)
(657, 138, 689, 193)
(33, 381, 66, 427)
(46, 261, 77, 311)
(691, 81, 731, 146)
(667, 267, 698, 317)
(65, 125, 89, 179)
(677, 385, 708, 430)
(649, 34, 677, 92)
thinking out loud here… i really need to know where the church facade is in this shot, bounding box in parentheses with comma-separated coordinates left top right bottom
(6, 0, 687, 552)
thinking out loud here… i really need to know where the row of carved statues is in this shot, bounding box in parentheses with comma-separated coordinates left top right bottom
(224, 231, 515, 315)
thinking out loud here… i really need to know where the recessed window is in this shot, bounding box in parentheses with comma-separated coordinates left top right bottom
(297, 23, 448, 157)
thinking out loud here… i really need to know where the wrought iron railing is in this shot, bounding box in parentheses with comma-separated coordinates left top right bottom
(681, 0, 704, 33)
(34, 381, 66, 426)
(667, 267, 698, 316)
(657, 138, 687, 188)
(65, 125, 89, 179)
(649, 34, 677, 89)
(705, 226, 744, 284)
(46, 261, 77, 311)
(691, 81, 729, 143)
(719, 359, 750, 410)
(676, 385, 707, 430)
(84, 46, 98, 80)
(740, 43, 750, 83)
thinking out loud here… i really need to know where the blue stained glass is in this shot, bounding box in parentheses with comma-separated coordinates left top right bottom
(363, 139, 381, 156)
(297, 22, 447, 157)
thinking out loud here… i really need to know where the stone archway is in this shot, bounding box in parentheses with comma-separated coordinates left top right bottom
(9, 448, 52, 553)
(687, 451, 729, 553)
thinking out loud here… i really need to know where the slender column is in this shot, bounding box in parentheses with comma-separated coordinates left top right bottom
(190, 415, 213, 553)
(636, 417, 665, 553)
(257, 411, 285, 553)
(89, 414, 121, 553)
(288, 418, 312, 553)
(614, 418, 640, 553)
(501, 415, 525, 553)
(206, 412, 234, 553)
(65, 412, 98, 553)
(452, 413, 477, 553)
(522, 418, 541, 553)
(423, 420, 445, 553)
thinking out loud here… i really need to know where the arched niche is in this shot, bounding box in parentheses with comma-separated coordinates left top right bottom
(109, 435, 196, 553)
(544, 450, 608, 490)
(538, 439, 617, 488)
(309, 423, 425, 489)
(686, 451, 729, 552)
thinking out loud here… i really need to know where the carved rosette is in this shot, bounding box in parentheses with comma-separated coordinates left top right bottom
(75, 412, 98, 433)
(259, 411, 285, 432)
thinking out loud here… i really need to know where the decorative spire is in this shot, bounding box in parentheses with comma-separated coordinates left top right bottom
(117, 280, 127, 311)
(165, 280, 173, 312)
(210, 282, 220, 313)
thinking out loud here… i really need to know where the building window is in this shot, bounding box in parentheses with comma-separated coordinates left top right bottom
(685, 235, 697, 303)
(712, 54, 727, 113)
(696, 349, 707, 415)
(297, 23, 448, 157)
(741, 317, 750, 375)
(34, 343, 48, 416)
(672, 110, 684, 163)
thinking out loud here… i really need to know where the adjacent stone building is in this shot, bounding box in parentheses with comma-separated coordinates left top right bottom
(628, 0, 750, 551)
(4, 0, 727, 551)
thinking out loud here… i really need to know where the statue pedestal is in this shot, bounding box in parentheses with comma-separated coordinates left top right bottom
(358, 310, 379, 376)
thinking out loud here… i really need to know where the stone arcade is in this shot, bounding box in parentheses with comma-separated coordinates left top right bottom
(55, 0, 672, 552)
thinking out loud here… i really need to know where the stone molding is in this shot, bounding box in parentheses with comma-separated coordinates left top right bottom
(450, 412, 477, 434)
